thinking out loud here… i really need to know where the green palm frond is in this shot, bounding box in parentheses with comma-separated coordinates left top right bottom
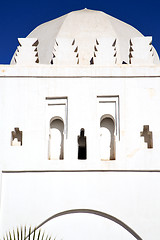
(2, 226, 54, 240)
(6, 233, 9, 240)
(28, 227, 31, 240)
(24, 226, 26, 240)
(40, 233, 44, 240)
(20, 227, 23, 240)
(32, 227, 36, 240)
(37, 229, 41, 240)
(9, 232, 12, 240)
(17, 228, 19, 240)
(13, 230, 16, 240)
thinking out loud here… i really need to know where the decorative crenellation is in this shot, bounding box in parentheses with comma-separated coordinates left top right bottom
(14, 38, 39, 65)
(91, 38, 117, 65)
(129, 36, 154, 65)
(50, 38, 79, 65)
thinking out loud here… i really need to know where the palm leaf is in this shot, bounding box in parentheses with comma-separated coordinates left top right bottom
(13, 230, 16, 240)
(9, 232, 12, 240)
(20, 227, 22, 240)
(17, 228, 19, 240)
(1, 226, 54, 240)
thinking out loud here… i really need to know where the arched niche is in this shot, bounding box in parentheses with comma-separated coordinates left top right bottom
(78, 128, 87, 160)
(100, 115, 115, 160)
(48, 117, 64, 160)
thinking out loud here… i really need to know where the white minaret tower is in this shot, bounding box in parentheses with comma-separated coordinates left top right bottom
(0, 9, 160, 240)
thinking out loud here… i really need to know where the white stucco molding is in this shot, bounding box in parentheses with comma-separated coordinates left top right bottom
(97, 96, 120, 140)
(45, 97, 68, 138)
(1, 65, 160, 77)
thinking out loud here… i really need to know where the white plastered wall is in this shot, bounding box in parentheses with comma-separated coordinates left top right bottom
(0, 64, 160, 240)
(1, 172, 160, 240)
(0, 66, 160, 170)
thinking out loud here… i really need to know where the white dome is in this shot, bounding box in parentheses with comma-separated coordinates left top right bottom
(11, 9, 159, 65)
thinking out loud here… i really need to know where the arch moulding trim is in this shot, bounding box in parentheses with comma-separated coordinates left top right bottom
(27, 209, 142, 240)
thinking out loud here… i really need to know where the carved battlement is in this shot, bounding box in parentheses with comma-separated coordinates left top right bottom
(129, 37, 154, 65)
(14, 38, 39, 65)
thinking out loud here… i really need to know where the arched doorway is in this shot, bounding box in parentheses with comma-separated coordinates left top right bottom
(100, 115, 115, 160)
(49, 117, 64, 160)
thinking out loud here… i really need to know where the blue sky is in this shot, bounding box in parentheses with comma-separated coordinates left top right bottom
(1, 0, 160, 64)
